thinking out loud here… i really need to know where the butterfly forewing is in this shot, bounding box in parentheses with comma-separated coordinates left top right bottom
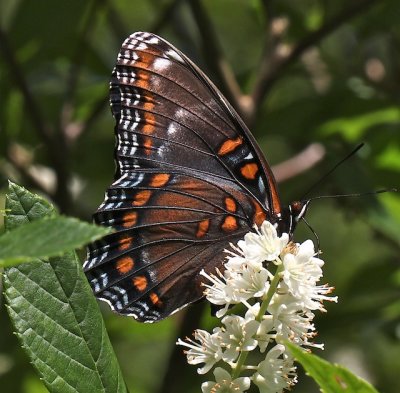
(84, 32, 283, 322)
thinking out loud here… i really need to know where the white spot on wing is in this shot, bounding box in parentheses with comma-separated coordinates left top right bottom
(167, 123, 177, 135)
(175, 108, 186, 120)
(153, 57, 170, 71)
(136, 42, 147, 51)
(166, 49, 184, 63)
(158, 145, 166, 158)
(146, 36, 160, 45)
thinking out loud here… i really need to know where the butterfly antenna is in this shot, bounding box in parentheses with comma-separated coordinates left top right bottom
(302, 216, 320, 253)
(306, 188, 398, 202)
(300, 143, 365, 200)
(302, 188, 397, 253)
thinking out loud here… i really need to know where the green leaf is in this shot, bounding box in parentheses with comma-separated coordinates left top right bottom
(2, 182, 128, 393)
(318, 106, 400, 142)
(0, 215, 111, 267)
(287, 343, 380, 393)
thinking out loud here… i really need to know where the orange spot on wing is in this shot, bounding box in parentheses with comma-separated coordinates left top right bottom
(252, 201, 267, 226)
(143, 137, 153, 155)
(133, 276, 148, 291)
(143, 112, 155, 135)
(136, 69, 150, 89)
(240, 163, 259, 180)
(122, 212, 137, 228)
(150, 173, 170, 187)
(132, 190, 152, 206)
(196, 219, 210, 238)
(116, 256, 135, 274)
(135, 73, 157, 140)
(143, 101, 154, 112)
(136, 51, 157, 68)
(149, 292, 162, 307)
(224, 197, 236, 213)
(118, 235, 133, 251)
(222, 216, 238, 232)
(218, 137, 242, 156)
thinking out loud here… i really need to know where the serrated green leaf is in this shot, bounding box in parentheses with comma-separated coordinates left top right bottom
(0, 216, 111, 267)
(2, 182, 128, 393)
(287, 343, 380, 393)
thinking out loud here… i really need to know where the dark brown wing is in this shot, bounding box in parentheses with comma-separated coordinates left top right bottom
(84, 32, 282, 322)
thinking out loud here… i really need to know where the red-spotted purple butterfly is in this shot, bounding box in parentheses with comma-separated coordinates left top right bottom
(84, 32, 308, 322)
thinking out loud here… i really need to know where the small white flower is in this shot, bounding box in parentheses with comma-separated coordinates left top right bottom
(282, 240, 323, 298)
(239, 221, 289, 265)
(219, 314, 259, 362)
(177, 329, 222, 374)
(202, 367, 251, 393)
(281, 240, 337, 310)
(200, 269, 240, 317)
(229, 264, 271, 300)
(256, 317, 274, 353)
(253, 344, 297, 393)
(224, 245, 247, 271)
(268, 294, 322, 348)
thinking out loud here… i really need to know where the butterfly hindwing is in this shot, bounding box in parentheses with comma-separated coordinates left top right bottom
(85, 169, 260, 321)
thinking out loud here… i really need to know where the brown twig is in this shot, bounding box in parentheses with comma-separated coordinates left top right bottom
(0, 26, 73, 211)
(260, 0, 276, 22)
(271, 143, 326, 183)
(61, 0, 100, 138)
(68, 95, 109, 142)
(249, 0, 381, 126)
(150, 0, 185, 34)
(101, 0, 128, 43)
(187, 0, 244, 116)
(5, 144, 54, 196)
(0, 27, 52, 146)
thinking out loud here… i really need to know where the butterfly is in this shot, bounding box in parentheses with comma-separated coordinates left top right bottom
(84, 32, 308, 323)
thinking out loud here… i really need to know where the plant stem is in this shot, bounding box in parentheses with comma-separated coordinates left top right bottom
(258, 262, 283, 320)
(231, 262, 283, 379)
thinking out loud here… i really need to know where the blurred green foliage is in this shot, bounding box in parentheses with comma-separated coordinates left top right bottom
(0, 0, 399, 392)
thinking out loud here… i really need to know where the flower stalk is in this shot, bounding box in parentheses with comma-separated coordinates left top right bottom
(177, 221, 337, 393)
(258, 262, 283, 320)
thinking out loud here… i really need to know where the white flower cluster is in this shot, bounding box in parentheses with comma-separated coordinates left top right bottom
(177, 221, 337, 393)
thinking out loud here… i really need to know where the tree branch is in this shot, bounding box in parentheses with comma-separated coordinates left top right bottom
(5, 144, 55, 196)
(61, 0, 100, 135)
(187, 0, 244, 117)
(0, 27, 73, 212)
(150, 0, 185, 33)
(101, 0, 128, 43)
(0, 27, 52, 145)
(271, 143, 326, 183)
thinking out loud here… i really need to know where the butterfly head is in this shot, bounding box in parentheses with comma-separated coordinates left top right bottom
(278, 200, 310, 237)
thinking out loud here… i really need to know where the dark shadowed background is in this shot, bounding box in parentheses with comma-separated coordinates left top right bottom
(1, 0, 400, 392)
